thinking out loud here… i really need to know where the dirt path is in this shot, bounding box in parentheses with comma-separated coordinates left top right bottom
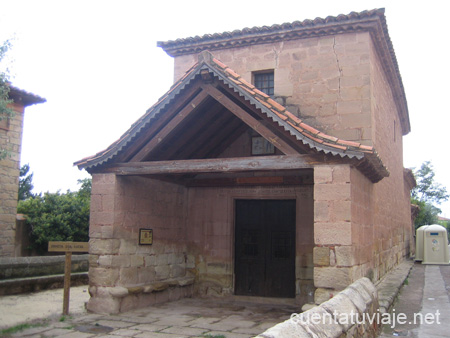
(0, 285, 89, 329)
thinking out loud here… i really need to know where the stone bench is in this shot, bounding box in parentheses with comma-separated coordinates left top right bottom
(109, 276, 195, 298)
(0, 272, 88, 296)
(87, 276, 195, 313)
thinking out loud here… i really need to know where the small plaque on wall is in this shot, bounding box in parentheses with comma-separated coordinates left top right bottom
(252, 136, 275, 155)
(139, 229, 153, 245)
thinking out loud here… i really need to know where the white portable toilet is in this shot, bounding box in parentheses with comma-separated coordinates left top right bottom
(415, 225, 428, 262)
(422, 224, 449, 265)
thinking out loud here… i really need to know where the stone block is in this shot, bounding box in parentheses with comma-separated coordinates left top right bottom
(340, 286, 366, 313)
(314, 266, 351, 289)
(89, 267, 119, 286)
(119, 267, 139, 285)
(314, 166, 333, 184)
(314, 200, 330, 222)
(315, 222, 352, 246)
(330, 200, 351, 222)
(320, 293, 358, 331)
(86, 294, 120, 314)
(301, 306, 344, 338)
(138, 266, 156, 284)
(119, 239, 137, 255)
(315, 287, 336, 304)
(155, 265, 170, 280)
(170, 264, 186, 278)
(335, 246, 356, 267)
(144, 255, 156, 266)
(314, 183, 350, 202)
(111, 255, 131, 268)
(156, 254, 168, 266)
(90, 239, 120, 255)
(313, 246, 330, 266)
(131, 255, 144, 267)
(108, 286, 129, 298)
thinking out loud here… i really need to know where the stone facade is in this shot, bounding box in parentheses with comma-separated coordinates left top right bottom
(0, 89, 44, 257)
(79, 10, 413, 313)
(168, 20, 412, 305)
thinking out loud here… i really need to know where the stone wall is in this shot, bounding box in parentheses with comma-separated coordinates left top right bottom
(0, 254, 88, 279)
(87, 174, 192, 314)
(313, 164, 354, 303)
(173, 32, 373, 146)
(369, 37, 412, 280)
(0, 102, 25, 257)
(187, 184, 314, 304)
(256, 277, 379, 338)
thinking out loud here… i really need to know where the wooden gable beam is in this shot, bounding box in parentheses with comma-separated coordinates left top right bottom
(130, 89, 210, 162)
(115, 79, 204, 162)
(201, 84, 300, 155)
(101, 154, 338, 175)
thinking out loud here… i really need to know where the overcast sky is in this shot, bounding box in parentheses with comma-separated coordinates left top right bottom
(1, 0, 449, 216)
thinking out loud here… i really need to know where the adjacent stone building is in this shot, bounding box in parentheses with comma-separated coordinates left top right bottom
(75, 8, 415, 314)
(0, 86, 45, 257)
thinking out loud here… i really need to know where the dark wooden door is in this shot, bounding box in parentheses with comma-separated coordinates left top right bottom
(235, 199, 296, 298)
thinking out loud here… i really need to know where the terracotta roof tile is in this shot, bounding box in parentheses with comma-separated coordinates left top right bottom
(212, 58, 227, 69)
(239, 85, 256, 95)
(225, 68, 240, 79)
(267, 98, 286, 113)
(299, 123, 320, 136)
(239, 78, 256, 90)
(255, 96, 273, 109)
(270, 108, 288, 121)
(317, 132, 338, 143)
(285, 111, 302, 124)
(287, 122, 303, 134)
(336, 139, 361, 148)
(253, 88, 270, 98)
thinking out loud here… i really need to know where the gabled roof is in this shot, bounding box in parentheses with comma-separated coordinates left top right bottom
(158, 8, 410, 136)
(75, 51, 389, 183)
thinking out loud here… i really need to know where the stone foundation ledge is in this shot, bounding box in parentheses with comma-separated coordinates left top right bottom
(256, 277, 379, 338)
(87, 276, 195, 314)
(375, 259, 414, 313)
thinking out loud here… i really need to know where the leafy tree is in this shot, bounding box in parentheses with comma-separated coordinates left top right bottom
(17, 179, 91, 254)
(0, 39, 14, 160)
(411, 161, 449, 229)
(18, 163, 35, 200)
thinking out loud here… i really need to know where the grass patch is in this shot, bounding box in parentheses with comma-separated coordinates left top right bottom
(403, 278, 409, 286)
(203, 334, 226, 338)
(0, 321, 48, 336)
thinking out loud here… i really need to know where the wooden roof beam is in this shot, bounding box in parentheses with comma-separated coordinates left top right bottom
(101, 154, 339, 176)
(130, 89, 210, 162)
(201, 84, 300, 155)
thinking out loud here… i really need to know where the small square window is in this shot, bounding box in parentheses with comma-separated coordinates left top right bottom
(253, 71, 274, 96)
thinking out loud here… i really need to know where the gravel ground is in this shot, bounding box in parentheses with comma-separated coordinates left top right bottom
(0, 285, 89, 329)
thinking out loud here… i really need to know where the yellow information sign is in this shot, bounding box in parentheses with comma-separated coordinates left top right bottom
(48, 241, 89, 253)
(139, 229, 153, 245)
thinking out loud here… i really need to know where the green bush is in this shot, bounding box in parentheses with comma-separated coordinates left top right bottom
(17, 179, 91, 254)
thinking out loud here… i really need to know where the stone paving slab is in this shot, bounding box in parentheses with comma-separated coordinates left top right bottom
(1, 297, 298, 338)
